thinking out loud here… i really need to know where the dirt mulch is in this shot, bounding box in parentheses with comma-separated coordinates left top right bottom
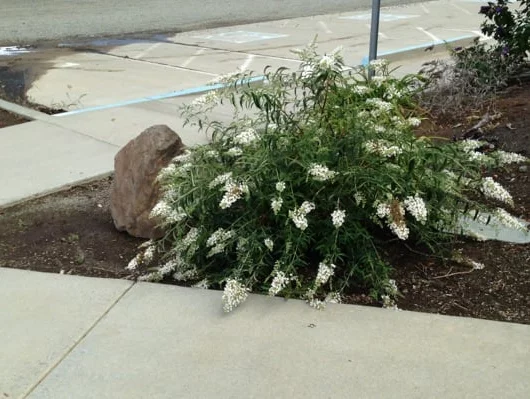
(0, 82, 528, 324)
(0, 109, 27, 128)
(0, 177, 142, 279)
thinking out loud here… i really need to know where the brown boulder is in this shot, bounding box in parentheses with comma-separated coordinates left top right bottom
(110, 125, 185, 238)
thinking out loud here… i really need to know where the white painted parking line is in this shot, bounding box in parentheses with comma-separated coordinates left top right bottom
(193, 31, 288, 44)
(58, 62, 81, 68)
(365, 24, 389, 39)
(472, 30, 491, 41)
(450, 3, 473, 15)
(340, 14, 420, 22)
(420, 4, 431, 14)
(318, 21, 333, 34)
(416, 27, 442, 42)
(240, 54, 255, 71)
(0, 46, 31, 56)
(180, 48, 206, 68)
(134, 42, 162, 59)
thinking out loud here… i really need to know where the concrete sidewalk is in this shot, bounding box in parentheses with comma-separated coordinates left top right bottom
(1, 267, 529, 398)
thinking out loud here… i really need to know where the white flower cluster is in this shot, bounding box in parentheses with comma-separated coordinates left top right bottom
(331, 209, 346, 228)
(318, 46, 342, 70)
(459, 139, 484, 152)
(176, 227, 200, 253)
(494, 150, 528, 166)
(288, 201, 315, 231)
(354, 192, 366, 207)
(481, 177, 513, 206)
(376, 203, 391, 219)
(209, 172, 233, 189)
(389, 221, 410, 240)
(157, 163, 177, 181)
(385, 279, 398, 297)
(305, 288, 341, 310)
(300, 63, 315, 79)
(384, 84, 403, 100)
(308, 163, 337, 181)
(381, 295, 399, 310)
(216, 175, 249, 209)
(364, 139, 403, 157)
(222, 279, 250, 312)
(371, 75, 388, 87)
(174, 162, 193, 177)
(173, 267, 199, 281)
(403, 194, 428, 224)
(271, 197, 283, 215)
(150, 201, 187, 224)
(233, 128, 259, 146)
(268, 271, 292, 296)
(172, 150, 193, 164)
(308, 298, 326, 310)
(192, 279, 209, 289)
(457, 140, 492, 164)
(275, 181, 286, 193)
(319, 55, 335, 69)
(375, 200, 410, 240)
(204, 149, 220, 159)
(264, 238, 274, 251)
(226, 146, 243, 157)
(366, 98, 393, 114)
(206, 228, 234, 257)
(191, 91, 219, 107)
(369, 58, 389, 73)
(494, 208, 528, 231)
(407, 117, 421, 127)
(315, 261, 336, 286)
(470, 260, 485, 270)
(127, 241, 156, 270)
(353, 85, 369, 95)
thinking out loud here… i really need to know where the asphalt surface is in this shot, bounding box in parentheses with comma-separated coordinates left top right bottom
(1, 0, 420, 45)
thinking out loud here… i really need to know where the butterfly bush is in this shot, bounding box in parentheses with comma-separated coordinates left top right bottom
(130, 43, 528, 312)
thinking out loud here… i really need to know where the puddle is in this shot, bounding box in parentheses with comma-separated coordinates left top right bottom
(0, 34, 172, 109)
(0, 47, 80, 108)
(0, 66, 27, 102)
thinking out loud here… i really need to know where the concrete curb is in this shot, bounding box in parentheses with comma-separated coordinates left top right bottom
(0, 171, 114, 211)
(361, 35, 481, 65)
(0, 98, 55, 122)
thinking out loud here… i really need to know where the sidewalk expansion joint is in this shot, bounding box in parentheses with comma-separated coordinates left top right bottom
(21, 281, 137, 398)
(92, 50, 218, 76)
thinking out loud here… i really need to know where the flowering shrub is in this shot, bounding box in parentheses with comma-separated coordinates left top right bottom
(128, 45, 528, 312)
(479, 0, 530, 62)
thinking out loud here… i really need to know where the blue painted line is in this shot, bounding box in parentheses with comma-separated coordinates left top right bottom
(55, 75, 266, 117)
(360, 35, 476, 65)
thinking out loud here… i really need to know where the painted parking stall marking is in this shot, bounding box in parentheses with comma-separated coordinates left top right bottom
(340, 14, 420, 22)
(0, 46, 31, 56)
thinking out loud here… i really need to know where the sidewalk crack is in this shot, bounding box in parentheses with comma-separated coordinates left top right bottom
(21, 281, 136, 398)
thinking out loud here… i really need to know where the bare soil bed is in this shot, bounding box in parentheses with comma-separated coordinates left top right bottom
(0, 108, 26, 128)
(0, 83, 528, 324)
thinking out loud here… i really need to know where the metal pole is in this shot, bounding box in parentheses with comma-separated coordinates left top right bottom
(368, 0, 381, 77)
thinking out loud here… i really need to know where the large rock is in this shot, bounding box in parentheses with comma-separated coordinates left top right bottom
(110, 125, 185, 239)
